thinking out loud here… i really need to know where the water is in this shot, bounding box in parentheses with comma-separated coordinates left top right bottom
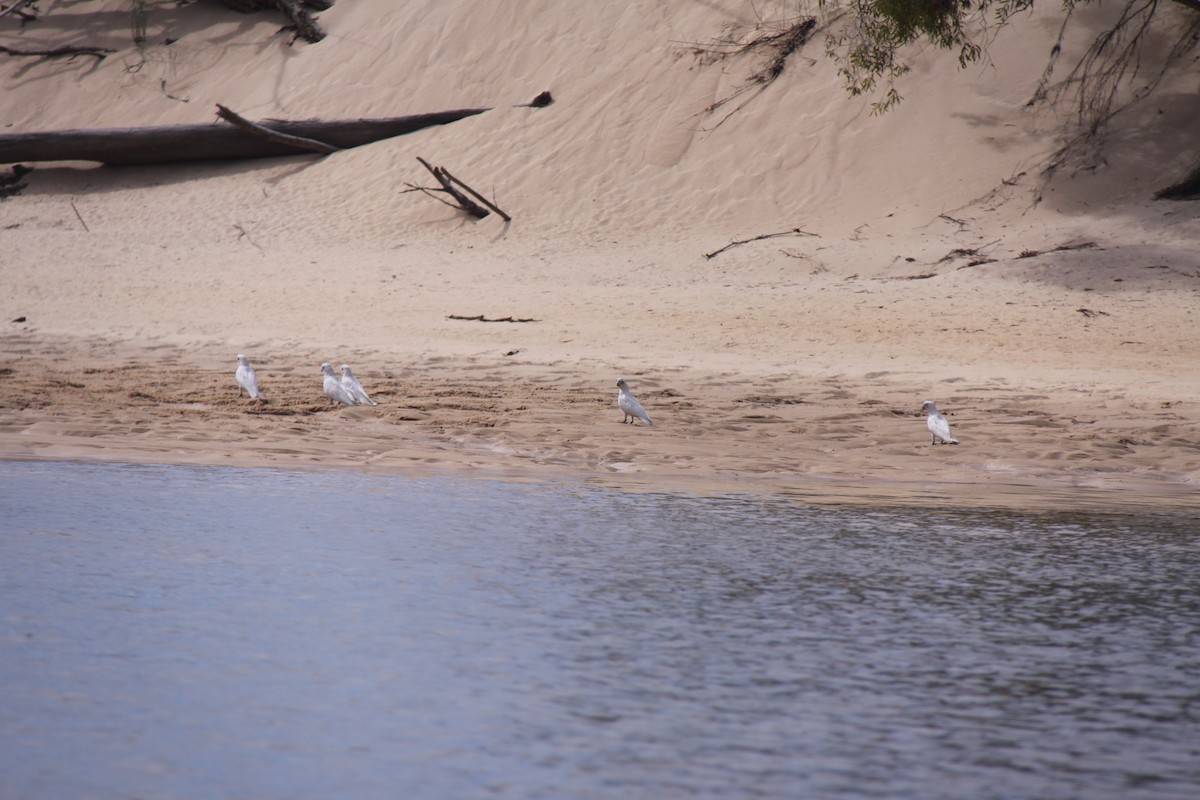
(1, 461, 1197, 800)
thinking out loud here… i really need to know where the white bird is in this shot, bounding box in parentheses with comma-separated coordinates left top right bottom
(616, 378, 654, 426)
(322, 362, 358, 407)
(922, 400, 959, 445)
(339, 364, 377, 406)
(235, 354, 264, 400)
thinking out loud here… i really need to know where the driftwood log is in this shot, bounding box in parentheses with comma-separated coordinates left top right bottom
(0, 108, 489, 166)
(215, 104, 339, 155)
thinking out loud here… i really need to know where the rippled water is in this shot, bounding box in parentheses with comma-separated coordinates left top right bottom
(1, 460, 1197, 799)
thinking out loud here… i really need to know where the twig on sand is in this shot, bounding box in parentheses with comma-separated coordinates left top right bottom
(447, 314, 538, 323)
(0, 44, 115, 60)
(704, 227, 817, 259)
(406, 157, 512, 221)
(70, 202, 90, 232)
(1017, 240, 1098, 260)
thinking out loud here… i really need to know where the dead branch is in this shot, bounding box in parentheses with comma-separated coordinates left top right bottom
(220, 0, 329, 43)
(936, 240, 999, 264)
(684, 16, 819, 129)
(437, 165, 512, 222)
(704, 227, 817, 259)
(447, 314, 538, 323)
(215, 104, 339, 155)
(0, 0, 37, 22)
(413, 158, 488, 219)
(411, 157, 511, 221)
(1019, 240, 1098, 260)
(0, 164, 30, 200)
(0, 45, 115, 61)
(0, 109, 488, 165)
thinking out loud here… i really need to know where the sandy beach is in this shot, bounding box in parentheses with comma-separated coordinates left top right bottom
(2, 0, 1198, 511)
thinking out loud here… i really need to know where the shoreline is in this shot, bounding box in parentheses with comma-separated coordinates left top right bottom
(4, 452, 1195, 517)
(3, 336, 1196, 515)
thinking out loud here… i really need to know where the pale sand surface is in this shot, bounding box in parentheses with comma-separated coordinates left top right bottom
(2, 1, 1198, 511)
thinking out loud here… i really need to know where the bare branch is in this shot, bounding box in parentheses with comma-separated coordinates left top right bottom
(412, 157, 512, 221)
(0, 0, 37, 21)
(704, 227, 818, 259)
(215, 104, 339, 155)
(0, 45, 115, 61)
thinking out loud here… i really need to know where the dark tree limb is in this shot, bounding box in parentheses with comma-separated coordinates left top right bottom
(704, 227, 818, 259)
(408, 159, 489, 219)
(0, 163, 30, 199)
(410, 157, 512, 222)
(220, 0, 328, 43)
(0, 0, 37, 21)
(0, 45, 115, 61)
(215, 104, 339, 154)
(0, 108, 488, 165)
(437, 164, 512, 222)
(447, 314, 538, 323)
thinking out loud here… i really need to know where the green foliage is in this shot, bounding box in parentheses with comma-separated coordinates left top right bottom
(821, 0, 1040, 112)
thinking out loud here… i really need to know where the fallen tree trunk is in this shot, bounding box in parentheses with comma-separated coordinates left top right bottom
(0, 108, 489, 166)
(215, 104, 340, 155)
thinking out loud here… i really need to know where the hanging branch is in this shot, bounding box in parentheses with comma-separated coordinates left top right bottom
(681, 16, 819, 130)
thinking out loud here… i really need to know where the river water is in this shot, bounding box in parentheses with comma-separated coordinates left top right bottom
(1, 460, 1197, 799)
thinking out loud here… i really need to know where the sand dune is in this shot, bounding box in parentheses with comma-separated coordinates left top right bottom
(2, 0, 1198, 511)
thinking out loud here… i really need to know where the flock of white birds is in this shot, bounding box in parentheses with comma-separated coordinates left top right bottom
(234, 356, 958, 443)
(235, 354, 375, 408)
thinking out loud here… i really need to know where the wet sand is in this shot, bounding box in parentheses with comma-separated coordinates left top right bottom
(3, 311, 1197, 514)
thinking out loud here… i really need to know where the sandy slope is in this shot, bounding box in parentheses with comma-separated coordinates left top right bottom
(1, 0, 1198, 511)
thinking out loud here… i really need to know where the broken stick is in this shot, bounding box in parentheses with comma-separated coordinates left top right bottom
(410, 157, 512, 221)
(704, 227, 817, 259)
(447, 314, 538, 323)
(216, 104, 339, 155)
(0, 45, 115, 60)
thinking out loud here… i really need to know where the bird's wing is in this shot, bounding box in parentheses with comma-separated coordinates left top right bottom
(625, 395, 652, 424)
(237, 366, 260, 397)
(325, 377, 355, 404)
(349, 378, 373, 403)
